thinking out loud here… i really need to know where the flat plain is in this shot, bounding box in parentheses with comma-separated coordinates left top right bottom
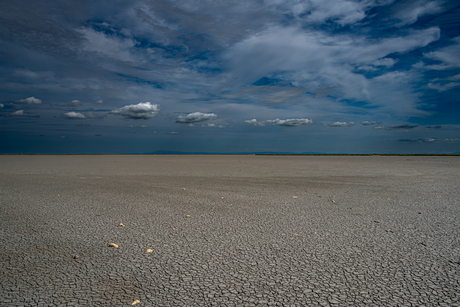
(0, 155, 459, 306)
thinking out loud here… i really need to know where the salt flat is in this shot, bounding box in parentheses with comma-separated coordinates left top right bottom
(1, 155, 459, 306)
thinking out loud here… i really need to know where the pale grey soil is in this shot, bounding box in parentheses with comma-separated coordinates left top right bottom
(1, 155, 459, 306)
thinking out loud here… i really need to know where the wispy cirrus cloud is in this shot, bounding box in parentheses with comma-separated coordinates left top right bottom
(389, 0, 444, 26)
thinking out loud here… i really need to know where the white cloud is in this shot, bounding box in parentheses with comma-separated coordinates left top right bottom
(390, 0, 443, 26)
(428, 82, 460, 92)
(16, 96, 42, 104)
(374, 126, 385, 130)
(5, 110, 39, 118)
(372, 58, 398, 67)
(176, 112, 217, 123)
(361, 121, 382, 126)
(111, 102, 160, 119)
(0, 103, 3, 109)
(424, 37, 460, 69)
(227, 26, 440, 83)
(64, 112, 86, 119)
(224, 26, 440, 115)
(95, 100, 104, 104)
(328, 121, 355, 127)
(202, 123, 215, 127)
(266, 118, 313, 126)
(245, 118, 313, 126)
(245, 119, 265, 126)
(264, 0, 391, 26)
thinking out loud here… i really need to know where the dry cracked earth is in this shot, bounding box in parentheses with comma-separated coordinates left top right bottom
(1, 155, 459, 306)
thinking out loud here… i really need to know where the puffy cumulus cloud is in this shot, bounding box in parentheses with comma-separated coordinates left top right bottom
(13, 110, 24, 116)
(245, 119, 265, 126)
(16, 96, 42, 104)
(111, 102, 160, 119)
(245, 118, 313, 127)
(361, 121, 382, 126)
(176, 112, 217, 123)
(266, 118, 313, 126)
(95, 100, 104, 104)
(64, 112, 86, 119)
(0, 103, 3, 109)
(328, 121, 355, 127)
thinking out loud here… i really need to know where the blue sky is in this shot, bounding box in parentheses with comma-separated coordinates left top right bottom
(1, 0, 459, 153)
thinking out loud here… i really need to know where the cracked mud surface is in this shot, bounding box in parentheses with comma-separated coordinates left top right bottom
(1, 155, 459, 306)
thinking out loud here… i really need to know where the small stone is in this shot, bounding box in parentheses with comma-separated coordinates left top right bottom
(221, 197, 224, 199)
(119, 223, 125, 227)
(132, 300, 140, 305)
(185, 215, 190, 218)
(293, 196, 298, 199)
(182, 188, 186, 190)
(146, 249, 153, 253)
(108, 243, 118, 248)
(294, 234, 299, 236)
(331, 200, 335, 203)
(73, 255, 79, 259)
